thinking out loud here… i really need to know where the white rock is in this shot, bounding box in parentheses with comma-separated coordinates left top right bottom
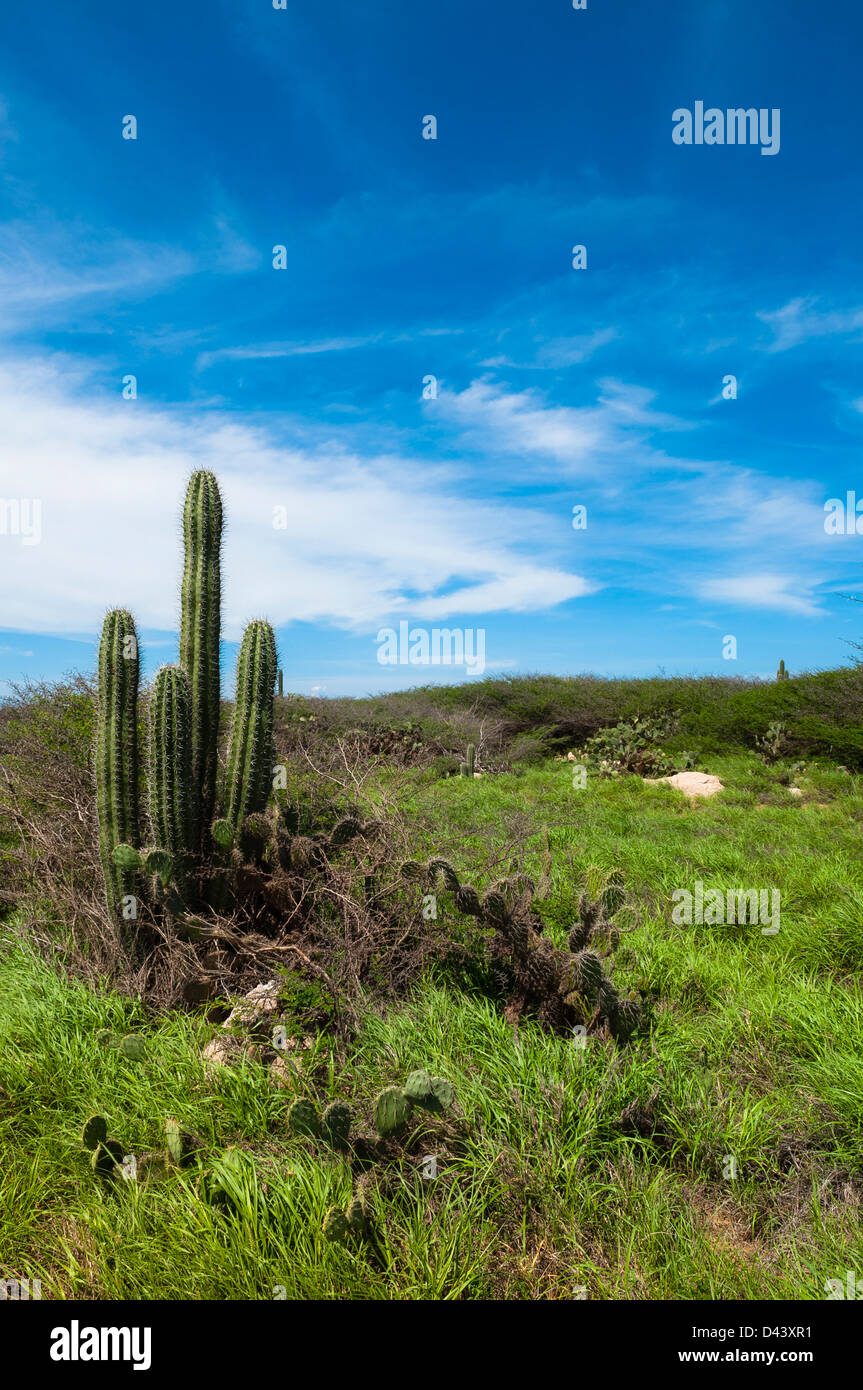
(222, 979, 280, 1029)
(643, 771, 724, 800)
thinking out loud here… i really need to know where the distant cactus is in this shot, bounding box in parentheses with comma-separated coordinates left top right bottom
(180, 471, 223, 853)
(224, 620, 278, 836)
(277, 668, 284, 698)
(460, 743, 476, 778)
(776, 659, 789, 681)
(96, 609, 141, 919)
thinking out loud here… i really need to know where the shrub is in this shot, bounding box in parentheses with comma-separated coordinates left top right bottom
(578, 713, 679, 777)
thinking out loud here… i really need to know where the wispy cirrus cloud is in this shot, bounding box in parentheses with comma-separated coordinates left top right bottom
(196, 333, 388, 370)
(758, 296, 863, 353)
(481, 327, 620, 370)
(432, 377, 694, 475)
(697, 573, 824, 617)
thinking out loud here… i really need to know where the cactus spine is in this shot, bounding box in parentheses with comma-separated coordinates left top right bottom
(96, 609, 140, 917)
(149, 665, 194, 896)
(460, 743, 476, 778)
(180, 471, 223, 853)
(224, 620, 278, 834)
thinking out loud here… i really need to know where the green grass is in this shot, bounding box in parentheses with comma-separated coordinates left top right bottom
(1, 753, 862, 1299)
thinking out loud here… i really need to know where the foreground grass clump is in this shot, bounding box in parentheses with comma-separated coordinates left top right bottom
(1, 747, 861, 1300)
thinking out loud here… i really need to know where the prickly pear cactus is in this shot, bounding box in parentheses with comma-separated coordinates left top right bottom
(144, 847, 174, 886)
(399, 859, 427, 883)
(403, 1071, 456, 1113)
(610, 996, 642, 1042)
(91, 1138, 124, 1177)
(375, 1086, 410, 1138)
(600, 868, 626, 918)
(346, 1196, 368, 1233)
(211, 818, 234, 850)
(428, 859, 460, 892)
(120, 1035, 146, 1061)
(323, 1207, 351, 1244)
(321, 1101, 351, 1148)
(82, 1115, 108, 1151)
(288, 1098, 320, 1138)
(573, 950, 604, 997)
(165, 1116, 199, 1168)
(329, 817, 362, 847)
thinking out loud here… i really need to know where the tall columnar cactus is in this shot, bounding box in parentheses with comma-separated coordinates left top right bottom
(149, 665, 194, 896)
(180, 471, 223, 852)
(460, 743, 476, 778)
(776, 659, 789, 682)
(224, 620, 278, 834)
(96, 609, 141, 917)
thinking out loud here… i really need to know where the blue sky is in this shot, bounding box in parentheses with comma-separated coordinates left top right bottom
(1, 0, 862, 697)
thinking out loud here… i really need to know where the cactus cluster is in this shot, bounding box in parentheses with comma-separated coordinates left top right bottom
(776, 659, 789, 682)
(287, 1097, 354, 1148)
(375, 1070, 456, 1137)
(95, 472, 281, 923)
(90, 1030, 147, 1061)
(285, 1071, 456, 1147)
(400, 856, 643, 1043)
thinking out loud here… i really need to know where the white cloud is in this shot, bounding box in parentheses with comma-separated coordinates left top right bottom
(196, 333, 387, 370)
(698, 573, 823, 616)
(433, 377, 692, 475)
(0, 356, 590, 642)
(758, 297, 863, 353)
(481, 327, 619, 370)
